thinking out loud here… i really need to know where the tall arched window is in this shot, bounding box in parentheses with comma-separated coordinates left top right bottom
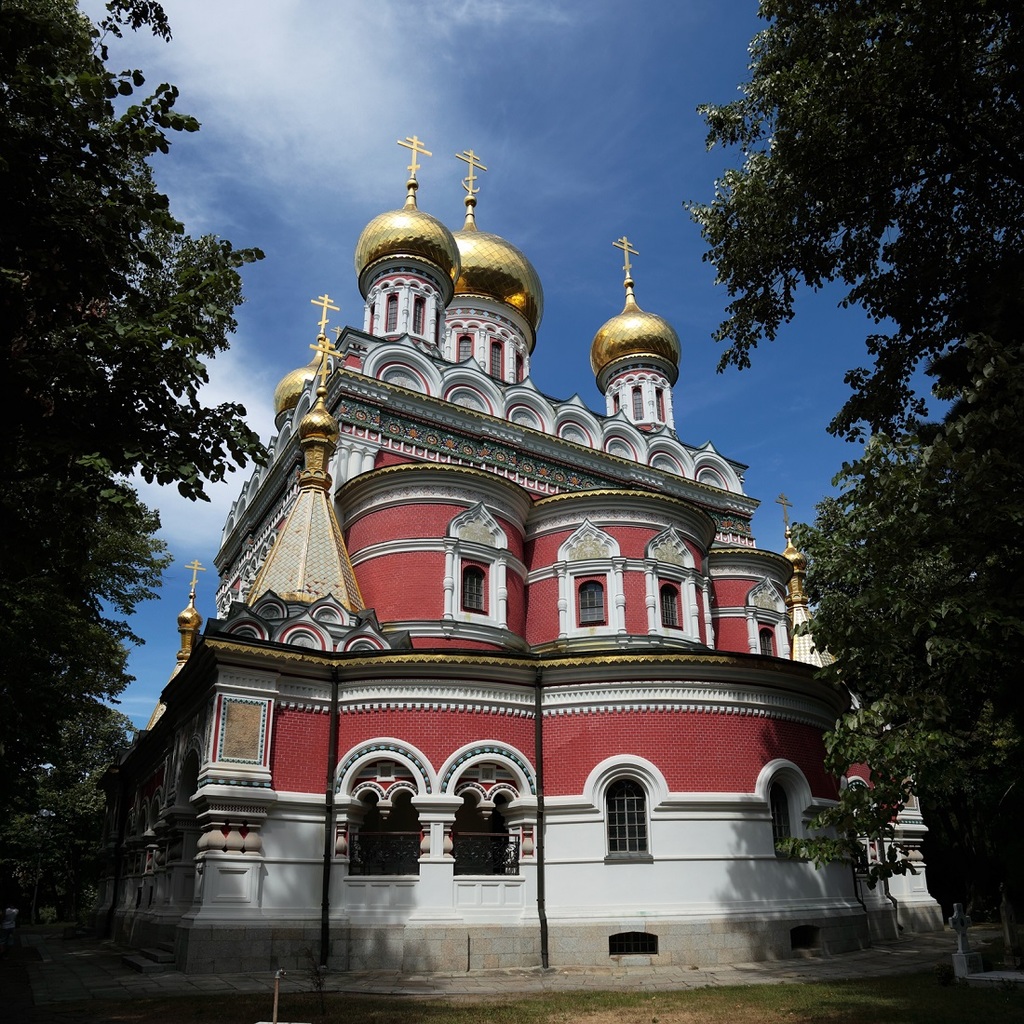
(631, 387, 643, 419)
(759, 628, 775, 657)
(490, 340, 503, 379)
(462, 566, 485, 611)
(659, 584, 680, 628)
(607, 779, 648, 855)
(655, 388, 665, 421)
(769, 781, 791, 854)
(515, 353, 524, 382)
(412, 296, 425, 334)
(385, 294, 398, 332)
(458, 334, 473, 361)
(578, 580, 605, 624)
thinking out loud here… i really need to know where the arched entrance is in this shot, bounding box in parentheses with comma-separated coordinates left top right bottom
(452, 790, 519, 876)
(349, 789, 422, 875)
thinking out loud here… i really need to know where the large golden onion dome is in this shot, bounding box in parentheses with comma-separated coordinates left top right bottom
(453, 195, 544, 346)
(354, 178, 460, 299)
(273, 355, 321, 418)
(590, 276, 681, 385)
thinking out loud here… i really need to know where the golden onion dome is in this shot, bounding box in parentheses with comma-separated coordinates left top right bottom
(177, 598, 202, 631)
(590, 278, 681, 385)
(299, 387, 339, 445)
(782, 529, 808, 572)
(354, 178, 460, 298)
(453, 197, 544, 342)
(273, 355, 320, 418)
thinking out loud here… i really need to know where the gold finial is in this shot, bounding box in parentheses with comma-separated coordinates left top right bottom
(398, 134, 432, 177)
(456, 148, 487, 196)
(185, 559, 205, 593)
(309, 332, 340, 390)
(776, 493, 792, 533)
(310, 293, 339, 336)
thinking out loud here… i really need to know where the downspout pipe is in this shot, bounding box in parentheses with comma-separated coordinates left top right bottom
(320, 666, 341, 966)
(534, 664, 549, 968)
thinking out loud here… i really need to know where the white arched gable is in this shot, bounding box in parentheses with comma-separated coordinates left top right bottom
(505, 384, 555, 434)
(448, 502, 508, 549)
(336, 738, 438, 797)
(646, 527, 695, 568)
(274, 622, 331, 650)
(558, 519, 620, 561)
(649, 441, 696, 478)
(583, 755, 670, 810)
(363, 345, 443, 397)
(441, 366, 503, 415)
(555, 402, 600, 448)
(693, 448, 743, 492)
(748, 577, 785, 614)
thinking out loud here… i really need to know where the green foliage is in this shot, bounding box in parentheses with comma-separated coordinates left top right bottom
(0, 704, 134, 921)
(689, 0, 1024, 440)
(793, 332, 1024, 907)
(0, 1, 264, 814)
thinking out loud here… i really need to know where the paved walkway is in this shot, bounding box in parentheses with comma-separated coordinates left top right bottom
(0, 924, 1008, 1021)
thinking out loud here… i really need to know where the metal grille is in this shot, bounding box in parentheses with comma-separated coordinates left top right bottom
(453, 833, 520, 876)
(348, 831, 421, 875)
(609, 931, 658, 955)
(607, 779, 648, 853)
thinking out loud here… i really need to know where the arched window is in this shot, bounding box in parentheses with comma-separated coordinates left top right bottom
(462, 566, 485, 612)
(612, 393, 620, 413)
(412, 296, 425, 334)
(368, 303, 376, 335)
(385, 294, 398, 332)
(578, 580, 605, 624)
(769, 781, 791, 854)
(655, 388, 665, 421)
(515, 353, 524, 382)
(631, 387, 643, 419)
(607, 779, 648, 855)
(458, 334, 473, 361)
(759, 628, 775, 657)
(659, 584, 680, 628)
(490, 340, 503, 379)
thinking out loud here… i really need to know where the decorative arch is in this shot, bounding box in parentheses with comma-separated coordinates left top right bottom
(439, 742, 537, 796)
(336, 739, 436, 796)
(448, 502, 507, 549)
(582, 754, 670, 810)
(755, 758, 814, 847)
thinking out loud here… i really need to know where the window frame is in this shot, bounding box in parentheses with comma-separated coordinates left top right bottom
(578, 579, 606, 625)
(385, 294, 398, 332)
(605, 777, 650, 859)
(759, 627, 775, 658)
(461, 565, 486, 613)
(659, 583, 680, 628)
(412, 296, 425, 334)
(769, 781, 792, 855)
(489, 339, 504, 379)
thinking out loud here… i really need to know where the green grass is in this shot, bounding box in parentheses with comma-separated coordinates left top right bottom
(60, 972, 1022, 1024)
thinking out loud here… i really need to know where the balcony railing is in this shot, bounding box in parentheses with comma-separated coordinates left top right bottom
(348, 831, 421, 876)
(453, 833, 520, 876)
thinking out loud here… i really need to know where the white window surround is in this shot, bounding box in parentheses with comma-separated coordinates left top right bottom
(443, 504, 510, 627)
(643, 528, 701, 640)
(555, 521, 625, 637)
(754, 759, 813, 845)
(745, 578, 791, 659)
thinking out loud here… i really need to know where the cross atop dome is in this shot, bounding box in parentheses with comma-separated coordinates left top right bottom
(398, 135, 432, 207)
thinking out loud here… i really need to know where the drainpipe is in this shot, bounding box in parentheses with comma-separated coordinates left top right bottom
(533, 664, 549, 968)
(320, 666, 341, 966)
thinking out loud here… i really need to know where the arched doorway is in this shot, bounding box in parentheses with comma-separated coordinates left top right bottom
(452, 790, 519, 876)
(349, 789, 422, 875)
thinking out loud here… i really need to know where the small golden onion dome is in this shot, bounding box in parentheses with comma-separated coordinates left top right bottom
(783, 529, 808, 572)
(177, 599, 202, 630)
(590, 280, 681, 385)
(299, 387, 339, 445)
(354, 179, 460, 297)
(273, 355, 320, 418)
(453, 198, 544, 343)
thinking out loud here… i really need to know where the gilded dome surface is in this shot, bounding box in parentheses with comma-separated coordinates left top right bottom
(354, 196, 460, 295)
(590, 289, 681, 382)
(454, 224, 544, 335)
(273, 356, 320, 417)
(299, 390, 340, 444)
(782, 531, 808, 572)
(177, 600, 202, 630)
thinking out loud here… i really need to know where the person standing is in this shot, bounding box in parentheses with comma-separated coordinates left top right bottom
(1, 905, 18, 956)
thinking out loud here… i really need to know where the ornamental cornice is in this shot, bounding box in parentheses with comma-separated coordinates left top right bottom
(709, 548, 792, 578)
(540, 681, 836, 729)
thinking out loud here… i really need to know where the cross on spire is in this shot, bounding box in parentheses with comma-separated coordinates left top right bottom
(185, 559, 205, 592)
(456, 148, 487, 196)
(398, 135, 432, 178)
(776, 493, 792, 531)
(613, 236, 639, 279)
(309, 333, 340, 389)
(310, 293, 339, 336)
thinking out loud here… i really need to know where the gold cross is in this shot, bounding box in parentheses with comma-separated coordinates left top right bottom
(776, 493, 792, 530)
(613, 236, 639, 277)
(309, 333, 340, 389)
(310, 293, 339, 335)
(185, 559, 206, 591)
(456, 148, 487, 196)
(398, 135, 431, 177)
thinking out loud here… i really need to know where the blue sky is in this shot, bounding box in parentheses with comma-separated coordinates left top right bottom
(92, 0, 880, 728)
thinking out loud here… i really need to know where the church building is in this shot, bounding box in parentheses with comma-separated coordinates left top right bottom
(97, 139, 941, 974)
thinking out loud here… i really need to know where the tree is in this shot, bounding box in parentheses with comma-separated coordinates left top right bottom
(0, 704, 134, 922)
(690, 0, 1024, 912)
(689, 0, 1024, 440)
(0, 0, 264, 804)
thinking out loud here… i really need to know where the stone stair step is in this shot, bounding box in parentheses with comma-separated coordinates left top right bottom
(140, 946, 176, 964)
(121, 953, 167, 974)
